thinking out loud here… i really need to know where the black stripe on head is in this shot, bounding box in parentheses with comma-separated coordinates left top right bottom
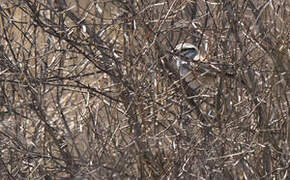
(180, 48, 199, 59)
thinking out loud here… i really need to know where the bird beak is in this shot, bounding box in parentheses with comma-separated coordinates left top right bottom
(193, 54, 205, 61)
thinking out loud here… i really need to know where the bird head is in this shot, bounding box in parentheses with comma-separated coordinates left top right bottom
(175, 43, 203, 60)
(174, 43, 204, 69)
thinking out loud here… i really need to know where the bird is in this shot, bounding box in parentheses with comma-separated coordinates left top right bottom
(173, 43, 214, 91)
(172, 43, 236, 91)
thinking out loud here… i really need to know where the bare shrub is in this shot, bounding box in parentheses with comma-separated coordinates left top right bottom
(0, 0, 289, 179)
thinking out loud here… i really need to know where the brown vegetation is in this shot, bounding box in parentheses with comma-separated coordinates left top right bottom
(0, 0, 289, 179)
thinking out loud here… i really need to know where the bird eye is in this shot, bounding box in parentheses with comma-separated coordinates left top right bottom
(180, 48, 198, 59)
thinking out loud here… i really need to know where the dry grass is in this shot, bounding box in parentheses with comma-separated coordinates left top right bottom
(0, 0, 289, 179)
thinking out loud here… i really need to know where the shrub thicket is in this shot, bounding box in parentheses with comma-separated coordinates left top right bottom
(0, 0, 289, 179)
